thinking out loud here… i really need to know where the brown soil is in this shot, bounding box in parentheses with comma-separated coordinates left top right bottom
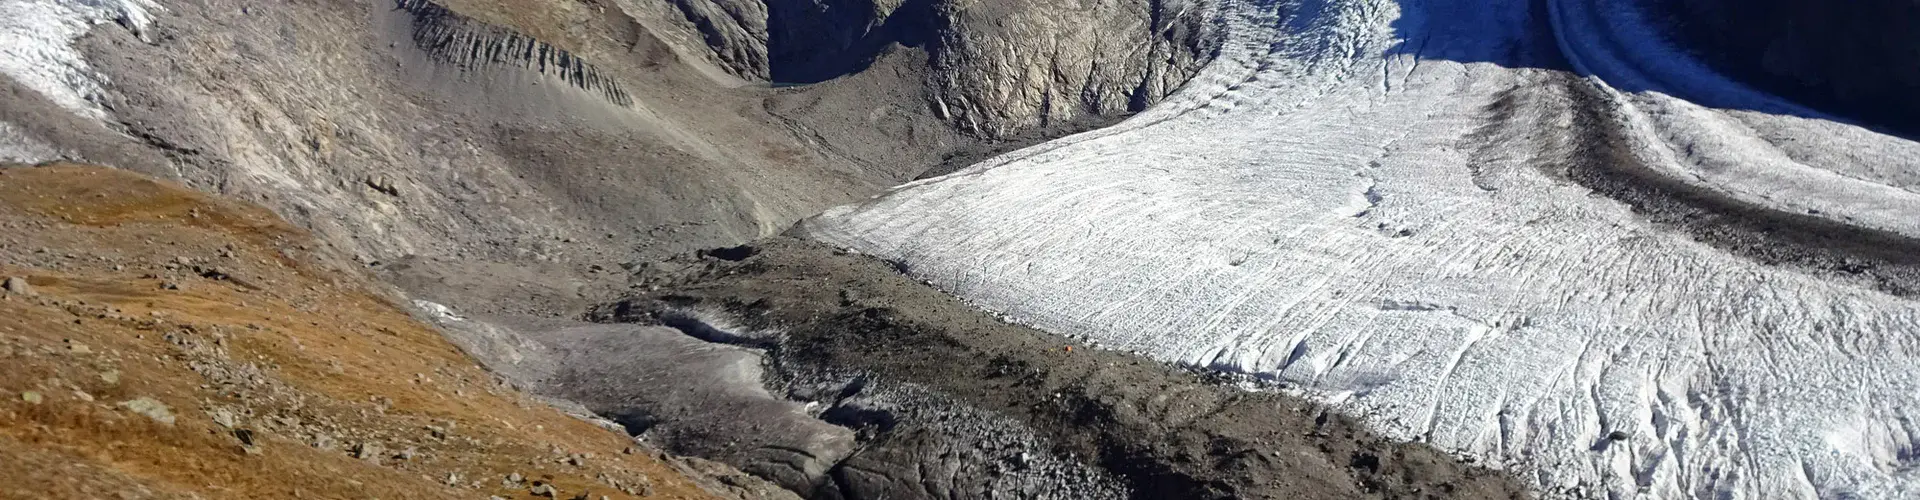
(598, 237, 1534, 499)
(0, 164, 726, 500)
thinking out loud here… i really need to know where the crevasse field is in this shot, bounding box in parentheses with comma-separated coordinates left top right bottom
(806, 0, 1920, 497)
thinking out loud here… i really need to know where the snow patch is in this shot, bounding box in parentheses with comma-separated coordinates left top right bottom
(412, 300, 465, 322)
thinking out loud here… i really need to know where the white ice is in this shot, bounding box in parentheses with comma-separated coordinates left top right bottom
(0, 0, 161, 120)
(806, 0, 1920, 498)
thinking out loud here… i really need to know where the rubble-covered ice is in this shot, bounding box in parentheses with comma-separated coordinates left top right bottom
(807, 0, 1920, 497)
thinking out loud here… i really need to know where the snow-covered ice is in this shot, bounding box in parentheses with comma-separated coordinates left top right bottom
(806, 0, 1920, 497)
(0, 0, 161, 120)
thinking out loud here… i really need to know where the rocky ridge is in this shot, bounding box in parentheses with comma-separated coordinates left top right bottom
(397, 0, 637, 106)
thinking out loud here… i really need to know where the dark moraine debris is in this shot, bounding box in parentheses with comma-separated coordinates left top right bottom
(590, 237, 1533, 499)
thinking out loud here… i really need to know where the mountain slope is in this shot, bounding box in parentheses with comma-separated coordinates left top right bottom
(0, 0, 1219, 321)
(0, 163, 774, 500)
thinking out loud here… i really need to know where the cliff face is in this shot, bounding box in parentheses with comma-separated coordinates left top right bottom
(1663, 0, 1920, 131)
(924, 0, 1215, 136)
(656, 0, 930, 84)
(652, 0, 1219, 136)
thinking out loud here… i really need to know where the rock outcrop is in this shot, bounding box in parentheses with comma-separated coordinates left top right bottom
(650, 0, 1219, 135)
(397, 0, 635, 106)
(924, 0, 1216, 136)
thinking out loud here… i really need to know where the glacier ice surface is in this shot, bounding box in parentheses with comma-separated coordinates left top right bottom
(806, 0, 1920, 497)
(0, 0, 161, 120)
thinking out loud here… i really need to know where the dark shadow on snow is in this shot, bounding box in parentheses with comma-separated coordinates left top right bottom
(1374, 0, 1915, 138)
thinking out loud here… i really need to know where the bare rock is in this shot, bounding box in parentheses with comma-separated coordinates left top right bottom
(925, 0, 1217, 136)
(352, 441, 382, 460)
(3, 276, 32, 296)
(660, 0, 1218, 136)
(118, 397, 177, 425)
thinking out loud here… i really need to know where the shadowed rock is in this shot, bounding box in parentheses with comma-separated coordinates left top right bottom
(1660, 0, 1920, 134)
(656, 0, 1220, 136)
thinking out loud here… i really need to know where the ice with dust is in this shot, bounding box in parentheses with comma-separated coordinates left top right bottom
(807, 0, 1920, 498)
(0, 121, 61, 163)
(0, 0, 162, 120)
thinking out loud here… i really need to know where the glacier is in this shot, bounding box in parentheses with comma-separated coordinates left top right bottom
(805, 0, 1920, 498)
(0, 0, 161, 121)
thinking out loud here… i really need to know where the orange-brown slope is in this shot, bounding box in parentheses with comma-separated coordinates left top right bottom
(0, 164, 719, 499)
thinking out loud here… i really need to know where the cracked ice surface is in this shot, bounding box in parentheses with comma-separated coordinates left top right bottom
(0, 0, 161, 120)
(807, 0, 1920, 497)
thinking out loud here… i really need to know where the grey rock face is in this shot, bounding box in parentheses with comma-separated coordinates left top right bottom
(923, 0, 1217, 136)
(651, 0, 924, 83)
(657, 0, 774, 80)
(659, 0, 1220, 136)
